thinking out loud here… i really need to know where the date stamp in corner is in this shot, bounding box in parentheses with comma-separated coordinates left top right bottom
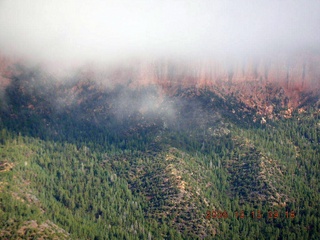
(205, 210, 296, 220)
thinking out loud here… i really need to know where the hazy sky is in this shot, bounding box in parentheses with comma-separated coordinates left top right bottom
(0, 0, 319, 67)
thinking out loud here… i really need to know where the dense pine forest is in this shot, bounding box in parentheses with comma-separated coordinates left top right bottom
(0, 67, 320, 239)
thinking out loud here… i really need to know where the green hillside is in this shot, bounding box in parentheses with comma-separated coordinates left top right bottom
(0, 68, 320, 239)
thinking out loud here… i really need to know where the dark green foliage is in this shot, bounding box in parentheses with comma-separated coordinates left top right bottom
(0, 69, 320, 239)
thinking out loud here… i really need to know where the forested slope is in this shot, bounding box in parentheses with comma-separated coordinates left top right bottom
(0, 67, 320, 239)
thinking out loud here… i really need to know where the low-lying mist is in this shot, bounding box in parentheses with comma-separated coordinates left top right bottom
(1, 63, 228, 140)
(0, 0, 319, 130)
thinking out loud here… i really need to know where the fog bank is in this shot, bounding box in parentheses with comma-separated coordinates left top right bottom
(0, 0, 319, 70)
